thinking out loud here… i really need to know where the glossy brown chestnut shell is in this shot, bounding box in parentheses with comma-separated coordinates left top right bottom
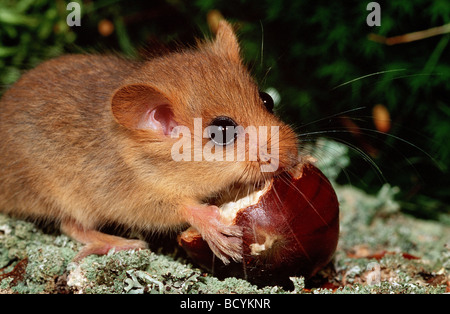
(178, 162, 339, 286)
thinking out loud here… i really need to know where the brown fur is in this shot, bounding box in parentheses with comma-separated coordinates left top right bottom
(0, 21, 298, 263)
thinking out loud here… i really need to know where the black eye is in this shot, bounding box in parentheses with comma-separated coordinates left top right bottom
(208, 116, 238, 146)
(259, 91, 274, 113)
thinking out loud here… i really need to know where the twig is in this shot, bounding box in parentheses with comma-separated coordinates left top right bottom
(368, 23, 450, 45)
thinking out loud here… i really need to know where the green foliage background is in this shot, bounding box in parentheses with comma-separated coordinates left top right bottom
(0, 0, 449, 221)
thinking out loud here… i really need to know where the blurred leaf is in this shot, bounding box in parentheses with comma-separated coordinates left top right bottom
(113, 15, 136, 57)
(0, 46, 18, 58)
(0, 8, 39, 27)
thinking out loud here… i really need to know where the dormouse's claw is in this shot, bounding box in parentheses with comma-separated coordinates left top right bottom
(203, 224, 243, 265)
(209, 237, 242, 265)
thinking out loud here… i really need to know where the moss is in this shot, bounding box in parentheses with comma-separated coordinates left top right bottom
(1, 141, 449, 294)
(1, 202, 449, 294)
(66, 249, 278, 294)
(0, 214, 77, 293)
(196, 275, 262, 294)
(20, 244, 75, 293)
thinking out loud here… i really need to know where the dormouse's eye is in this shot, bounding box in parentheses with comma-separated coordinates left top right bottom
(207, 116, 238, 146)
(259, 91, 274, 113)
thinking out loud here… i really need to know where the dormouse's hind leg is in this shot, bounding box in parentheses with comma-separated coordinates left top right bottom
(61, 218, 148, 261)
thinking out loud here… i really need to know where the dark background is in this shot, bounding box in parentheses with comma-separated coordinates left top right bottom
(1, 0, 449, 222)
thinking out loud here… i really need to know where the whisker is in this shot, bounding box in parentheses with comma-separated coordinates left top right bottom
(270, 175, 312, 262)
(296, 129, 386, 183)
(298, 139, 353, 182)
(331, 68, 407, 90)
(292, 106, 367, 130)
(389, 72, 443, 81)
(281, 174, 330, 226)
(259, 20, 264, 69)
(310, 123, 441, 170)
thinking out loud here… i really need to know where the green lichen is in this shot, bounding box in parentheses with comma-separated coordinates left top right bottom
(0, 214, 78, 293)
(65, 249, 277, 294)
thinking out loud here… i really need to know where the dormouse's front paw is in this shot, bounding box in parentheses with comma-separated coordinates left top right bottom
(202, 219, 243, 264)
(182, 204, 243, 264)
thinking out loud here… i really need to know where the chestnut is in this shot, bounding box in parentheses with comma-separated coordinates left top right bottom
(178, 162, 339, 286)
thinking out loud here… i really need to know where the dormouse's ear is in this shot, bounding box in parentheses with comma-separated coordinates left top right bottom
(111, 84, 177, 136)
(212, 20, 241, 62)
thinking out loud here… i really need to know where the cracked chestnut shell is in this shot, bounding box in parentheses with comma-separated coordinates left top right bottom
(178, 162, 339, 286)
